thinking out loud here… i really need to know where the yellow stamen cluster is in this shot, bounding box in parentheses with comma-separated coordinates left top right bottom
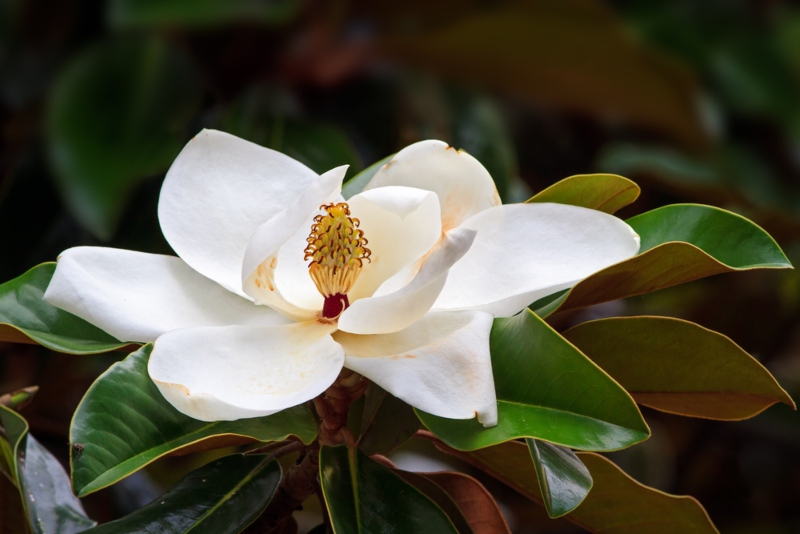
(304, 203, 371, 299)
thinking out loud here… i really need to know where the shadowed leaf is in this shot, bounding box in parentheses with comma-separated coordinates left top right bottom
(320, 445, 458, 533)
(0, 406, 96, 533)
(82, 455, 282, 533)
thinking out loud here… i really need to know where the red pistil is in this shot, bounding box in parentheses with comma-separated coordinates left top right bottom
(322, 293, 349, 319)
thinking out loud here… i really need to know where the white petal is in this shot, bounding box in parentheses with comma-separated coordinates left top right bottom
(346, 186, 442, 301)
(159, 129, 318, 297)
(365, 140, 501, 232)
(43, 247, 286, 343)
(148, 321, 342, 421)
(434, 203, 641, 316)
(241, 166, 347, 320)
(337, 228, 476, 335)
(337, 311, 497, 426)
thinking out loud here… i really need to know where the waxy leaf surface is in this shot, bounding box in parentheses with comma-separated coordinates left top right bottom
(445, 440, 718, 533)
(0, 263, 132, 354)
(71, 344, 317, 497)
(534, 204, 792, 317)
(0, 406, 95, 533)
(563, 317, 795, 419)
(319, 445, 458, 533)
(527, 174, 640, 214)
(527, 439, 592, 518)
(82, 454, 282, 533)
(417, 311, 649, 451)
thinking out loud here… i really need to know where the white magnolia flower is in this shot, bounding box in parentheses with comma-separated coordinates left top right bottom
(44, 130, 640, 427)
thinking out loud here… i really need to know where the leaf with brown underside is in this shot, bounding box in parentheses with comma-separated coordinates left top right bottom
(563, 316, 795, 420)
(421, 472, 511, 534)
(527, 174, 640, 214)
(430, 439, 719, 534)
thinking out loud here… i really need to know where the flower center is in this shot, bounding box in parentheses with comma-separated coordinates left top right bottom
(304, 202, 371, 319)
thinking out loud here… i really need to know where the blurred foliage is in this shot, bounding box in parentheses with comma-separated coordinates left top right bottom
(2, 0, 800, 531)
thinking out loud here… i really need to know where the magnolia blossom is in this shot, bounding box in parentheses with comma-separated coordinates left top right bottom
(44, 130, 640, 427)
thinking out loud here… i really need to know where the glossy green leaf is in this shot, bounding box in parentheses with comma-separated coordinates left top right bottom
(109, 0, 302, 27)
(357, 383, 420, 456)
(319, 445, 458, 533)
(0, 406, 96, 533)
(83, 454, 282, 533)
(527, 174, 640, 214)
(563, 317, 795, 420)
(47, 36, 202, 240)
(342, 154, 393, 199)
(526, 439, 592, 518)
(382, 2, 707, 145)
(71, 344, 317, 497)
(0, 263, 133, 354)
(417, 310, 649, 451)
(448, 440, 718, 533)
(534, 204, 793, 317)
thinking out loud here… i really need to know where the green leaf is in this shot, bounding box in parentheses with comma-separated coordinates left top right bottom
(109, 0, 303, 28)
(390, 470, 474, 533)
(82, 454, 282, 533)
(416, 472, 511, 533)
(71, 344, 317, 497)
(381, 2, 707, 145)
(0, 406, 96, 533)
(357, 383, 420, 456)
(527, 174, 640, 214)
(319, 445, 458, 533)
(452, 440, 718, 534)
(417, 310, 649, 451)
(563, 316, 795, 420)
(534, 204, 793, 317)
(526, 439, 592, 518)
(0, 263, 133, 354)
(47, 36, 202, 240)
(342, 154, 393, 200)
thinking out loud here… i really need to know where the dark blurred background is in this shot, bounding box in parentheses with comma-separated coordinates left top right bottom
(2, 0, 800, 532)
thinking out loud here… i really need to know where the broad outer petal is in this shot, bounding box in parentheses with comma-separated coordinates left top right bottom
(159, 129, 318, 297)
(148, 321, 342, 421)
(346, 186, 442, 301)
(434, 203, 641, 316)
(336, 311, 497, 426)
(364, 140, 501, 232)
(43, 247, 287, 343)
(242, 166, 347, 320)
(337, 228, 476, 335)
